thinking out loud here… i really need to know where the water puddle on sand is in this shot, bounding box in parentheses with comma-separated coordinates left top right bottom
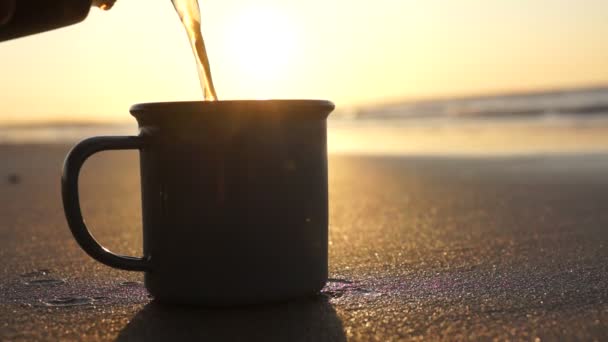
(42, 297, 95, 307)
(7, 273, 149, 307)
(23, 278, 65, 286)
(20, 269, 51, 278)
(323, 278, 380, 299)
(21, 269, 65, 286)
(327, 278, 354, 284)
(119, 281, 143, 287)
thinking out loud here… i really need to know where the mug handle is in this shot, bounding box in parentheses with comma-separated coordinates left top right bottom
(61, 136, 150, 271)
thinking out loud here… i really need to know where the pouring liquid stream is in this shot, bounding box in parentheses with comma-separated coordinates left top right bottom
(172, 0, 218, 101)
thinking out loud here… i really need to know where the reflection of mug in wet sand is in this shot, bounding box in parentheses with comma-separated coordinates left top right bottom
(62, 100, 334, 305)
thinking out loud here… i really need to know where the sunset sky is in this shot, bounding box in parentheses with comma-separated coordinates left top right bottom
(0, 0, 607, 123)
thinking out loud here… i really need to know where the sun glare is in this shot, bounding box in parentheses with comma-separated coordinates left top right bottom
(222, 7, 298, 88)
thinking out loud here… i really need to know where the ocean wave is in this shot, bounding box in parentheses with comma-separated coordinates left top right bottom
(335, 86, 608, 121)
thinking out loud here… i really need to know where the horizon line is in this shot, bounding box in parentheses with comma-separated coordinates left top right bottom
(1, 82, 607, 126)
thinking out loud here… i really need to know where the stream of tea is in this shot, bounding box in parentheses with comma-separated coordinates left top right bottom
(171, 0, 218, 101)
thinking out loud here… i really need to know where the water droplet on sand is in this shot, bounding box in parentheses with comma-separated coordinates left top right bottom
(119, 281, 143, 287)
(322, 279, 380, 299)
(43, 297, 94, 307)
(24, 278, 65, 286)
(7, 173, 20, 184)
(363, 291, 383, 298)
(328, 278, 353, 284)
(20, 269, 51, 278)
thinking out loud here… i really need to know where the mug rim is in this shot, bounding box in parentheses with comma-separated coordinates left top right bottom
(130, 100, 335, 119)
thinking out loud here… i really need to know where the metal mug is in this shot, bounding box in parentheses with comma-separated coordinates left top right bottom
(62, 100, 334, 306)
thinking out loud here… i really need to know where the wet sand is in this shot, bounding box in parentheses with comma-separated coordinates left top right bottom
(1, 144, 608, 340)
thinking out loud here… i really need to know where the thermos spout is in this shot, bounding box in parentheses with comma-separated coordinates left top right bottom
(92, 0, 116, 10)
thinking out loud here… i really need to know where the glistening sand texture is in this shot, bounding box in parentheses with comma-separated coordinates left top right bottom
(1, 145, 608, 340)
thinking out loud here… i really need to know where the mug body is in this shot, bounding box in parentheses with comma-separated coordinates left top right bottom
(132, 100, 333, 305)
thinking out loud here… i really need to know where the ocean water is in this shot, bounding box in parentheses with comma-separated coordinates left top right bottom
(331, 86, 608, 155)
(2, 86, 608, 156)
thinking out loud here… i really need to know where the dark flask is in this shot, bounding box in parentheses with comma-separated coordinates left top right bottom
(0, 0, 114, 42)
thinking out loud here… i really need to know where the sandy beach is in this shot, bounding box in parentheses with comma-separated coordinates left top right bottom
(1, 144, 608, 340)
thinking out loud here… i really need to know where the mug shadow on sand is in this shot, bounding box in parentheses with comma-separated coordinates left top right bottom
(116, 296, 346, 342)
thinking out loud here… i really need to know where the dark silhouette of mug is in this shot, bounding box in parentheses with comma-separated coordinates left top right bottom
(62, 100, 334, 306)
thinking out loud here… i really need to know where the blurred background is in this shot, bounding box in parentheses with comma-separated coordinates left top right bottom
(0, 0, 607, 155)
